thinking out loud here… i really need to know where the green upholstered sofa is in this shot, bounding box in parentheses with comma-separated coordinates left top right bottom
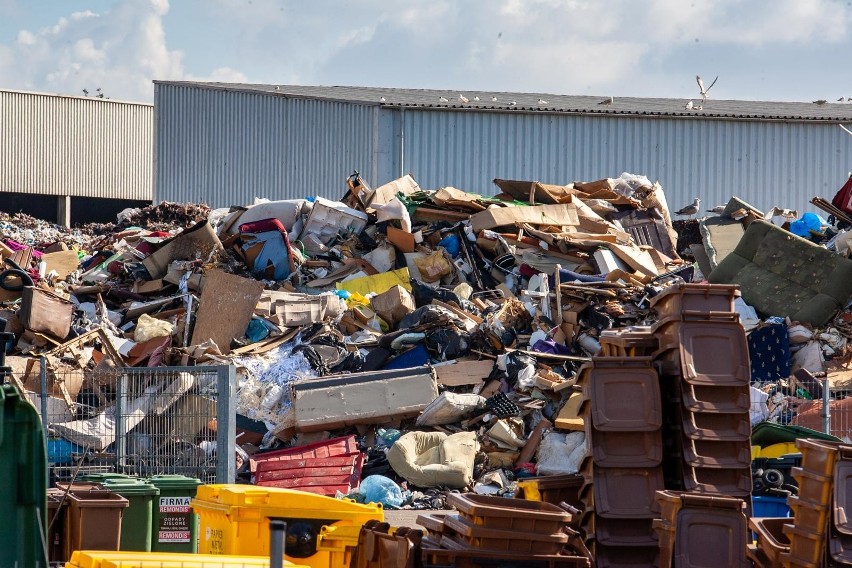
(708, 220, 852, 326)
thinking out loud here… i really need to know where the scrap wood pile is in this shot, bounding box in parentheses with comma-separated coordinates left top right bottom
(5, 170, 852, 518)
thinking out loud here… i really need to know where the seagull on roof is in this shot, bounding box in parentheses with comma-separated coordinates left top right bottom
(459, 94, 469, 103)
(474, 96, 480, 101)
(380, 96, 386, 102)
(509, 100, 517, 106)
(598, 96, 613, 105)
(439, 96, 448, 102)
(707, 204, 726, 215)
(839, 97, 846, 102)
(675, 197, 701, 219)
(491, 96, 498, 102)
(538, 98, 548, 105)
(696, 75, 718, 102)
(685, 100, 694, 110)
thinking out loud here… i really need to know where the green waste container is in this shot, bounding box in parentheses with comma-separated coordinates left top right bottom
(147, 474, 202, 553)
(0, 384, 47, 568)
(102, 478, 160, 552)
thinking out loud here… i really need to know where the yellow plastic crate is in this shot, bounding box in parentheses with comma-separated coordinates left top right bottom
(191, 484, 383, 568)
(65, 550, 309, 567)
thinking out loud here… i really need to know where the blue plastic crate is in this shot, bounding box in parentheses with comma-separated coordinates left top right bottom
(752, 495, 792, 518)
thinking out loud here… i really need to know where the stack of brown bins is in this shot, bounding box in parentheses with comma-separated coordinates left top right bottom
(649, 284, 752, 505)
(577, 353, 664, 567)
(417, 493, 590, 568)
(830, 445, 852, 566)
(654, 490, 749, 567)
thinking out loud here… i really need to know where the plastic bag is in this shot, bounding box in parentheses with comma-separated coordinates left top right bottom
(536, 431, 586, 475)
(414, 251, 453, 283)
(359, 475, 405, 508)
(134, 313, 175, 343)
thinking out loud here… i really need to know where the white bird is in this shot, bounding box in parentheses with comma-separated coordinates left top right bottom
(538, 98, 548, 105)
(675, 197, 701, 219)
(839, 97, 846, 102)
(474, 96, 480, 101)
(439, 96, 448, 102)
(598, 96, 613, 106)
(459, 94, 469, 103)
(696, 75, 718, 101)
(509, 101, 517, 106)
(694, 104, 703, 111)
(275, 86, 280, 91)
(380, 96, 386, 102)
(706, 205, 726, 214)
(685, 100, 694, 110)
(491, 96, 498, 102)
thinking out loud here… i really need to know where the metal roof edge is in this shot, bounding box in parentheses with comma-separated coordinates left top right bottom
(0, 87, 152, 107)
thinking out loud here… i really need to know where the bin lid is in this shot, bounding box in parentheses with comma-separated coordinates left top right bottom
(79, 472, 135, 483)
(146, 474, 202, 489)
(193, 484, 384, 519)
(102, 478, 160, 496)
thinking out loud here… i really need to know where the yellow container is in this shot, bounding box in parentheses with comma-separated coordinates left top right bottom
(191, 484, 383, 568)
(759, 442, 799, 459)
(65, 550, 310, 567)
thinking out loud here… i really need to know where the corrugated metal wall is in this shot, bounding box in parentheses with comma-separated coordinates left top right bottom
(155, 84, 377, 208)
(0, 90, 152, 199)
(399, 109, 851, 216)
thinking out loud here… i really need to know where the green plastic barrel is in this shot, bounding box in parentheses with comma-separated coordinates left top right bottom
(147, 475, 202, 553)
(0, 384, 47, 567)
(101, 479, 160, 552)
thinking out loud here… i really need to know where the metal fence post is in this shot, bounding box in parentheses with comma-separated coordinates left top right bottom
(39, 356, 48, 434)
(216, 365, 236, 483)
(823, 378, 831, 435)
(115, 372, 127, 473)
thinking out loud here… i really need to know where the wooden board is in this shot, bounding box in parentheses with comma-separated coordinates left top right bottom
(435, 360, 494, 387)
(190, 270, 264, 352)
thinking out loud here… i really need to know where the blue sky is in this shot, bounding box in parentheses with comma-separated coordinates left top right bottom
(1, 0, 852, 104)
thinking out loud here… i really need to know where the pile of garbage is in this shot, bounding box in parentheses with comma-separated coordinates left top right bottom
(6, 169, 852, 508)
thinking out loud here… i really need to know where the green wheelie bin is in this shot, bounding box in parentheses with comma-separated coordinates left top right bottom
(101, 478, 160, 552)
(147, 474, 202, 552)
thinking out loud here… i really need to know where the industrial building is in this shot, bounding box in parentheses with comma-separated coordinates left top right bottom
(154, 82, 852, 216)
(0, 89, 152, 226)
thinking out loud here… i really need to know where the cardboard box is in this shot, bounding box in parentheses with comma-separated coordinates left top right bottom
(370, 285, 416, 328)
(292, 366, 438, 432)
(19, 287, 73, 340)
(142, 220, 222, 279)
(470, 203, 581, 232)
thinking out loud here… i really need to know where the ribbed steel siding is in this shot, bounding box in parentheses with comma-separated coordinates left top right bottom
(155, 85, 375, 208)
(0, 90, 152, 199)
(401, 110, 850, 215)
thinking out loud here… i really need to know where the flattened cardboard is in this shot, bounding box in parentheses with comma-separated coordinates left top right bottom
(292, 366, 438, 432)
(190, 270, 264, 352)
(368, 174, 421, 208)
(41, 250, 80, 280)
(142, 220, 222, 279)
(470, 204, 581, 233)
(387, 226, 416, 253)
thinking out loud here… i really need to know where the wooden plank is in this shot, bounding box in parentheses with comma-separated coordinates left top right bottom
(435, 360, 494, 387)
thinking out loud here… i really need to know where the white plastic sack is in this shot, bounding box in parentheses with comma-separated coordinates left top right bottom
(750, 386, 769, 425)
(735, 298, 760, 331)
(134, 313, 175, 343)
(536, 431, 586, 475)
(372, 196, 412, 233)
